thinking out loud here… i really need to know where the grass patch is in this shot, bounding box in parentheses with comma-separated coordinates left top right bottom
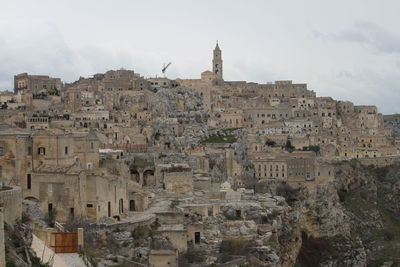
(203, 135, 237, 144)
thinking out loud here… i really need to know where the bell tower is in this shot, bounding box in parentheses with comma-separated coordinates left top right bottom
(212, 42, 223, 80)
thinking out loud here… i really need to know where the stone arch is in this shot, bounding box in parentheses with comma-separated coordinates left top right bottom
(24, 196, 39, 202)
(143, 169, 155, 186)
(129, 166, 140, 183)
(123, 135, 131, 145)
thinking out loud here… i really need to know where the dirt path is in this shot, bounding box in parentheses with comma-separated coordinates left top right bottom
(31, 234, 86, 267)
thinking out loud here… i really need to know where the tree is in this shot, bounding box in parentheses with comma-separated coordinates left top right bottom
(266, 139, 276, 146)
(284, 140, 295, 152)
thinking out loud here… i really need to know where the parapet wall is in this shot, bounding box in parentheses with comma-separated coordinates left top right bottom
(358, 155, 400, 167)
(0, 186, 22, 225)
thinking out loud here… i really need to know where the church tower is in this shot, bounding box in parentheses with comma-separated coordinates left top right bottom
(212, 42, 223, 80)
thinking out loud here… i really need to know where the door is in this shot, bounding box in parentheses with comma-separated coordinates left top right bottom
(129, 200, 135, 211)
(53, 233, 78, 253)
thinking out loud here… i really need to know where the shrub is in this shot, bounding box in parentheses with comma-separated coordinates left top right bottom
(150, 218, 160, 230)
(131, 225, 154, 246)
(21, 212, 31, 224)
(10, 231, 24, 248)
(169, 199, 180, 209)
(276, 184, 299, 203)
(296, 232, 334, 267)
(383, 231, 394, 241)
(284, 140, 295, 153)
(302, 145, 320, 154)
(219, 238, 253, 255)
(337, 190, 347, 203)
(184, 247, 207, 263)
(266, 139, 276, 146)
(45, 208, 57, 227)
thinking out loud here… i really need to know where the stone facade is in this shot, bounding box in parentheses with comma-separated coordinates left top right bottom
(1, 43, 400, 266)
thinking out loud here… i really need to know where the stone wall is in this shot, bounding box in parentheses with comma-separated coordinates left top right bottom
(0, 208, 5, 267)
(358, 155, 400, 167)
(163, 171, 193, 194)
(0, 186, 22, 225)
(148, 249, 178, 267)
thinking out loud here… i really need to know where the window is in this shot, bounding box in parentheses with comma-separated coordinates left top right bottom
(86, 204, 93, 208)
(27, 174, 31, 189)
(38, 147, 46, 155)
(0, 147, 4, 155)
(129, 200, 135, 211)
(65, 146, 68, 155)
(48, 184, 53, 192)
(195, 232, 201, 244)
(91, 142, 94, 149)
(28, 146, 32, 155)
(119, 199, 124, 214)
(70, 208, 74, 219)
(236, 210, 241, 218)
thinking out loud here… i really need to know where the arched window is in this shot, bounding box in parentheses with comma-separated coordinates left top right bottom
(119, 199, 124, 214)
(27, 174, 31, 189)
(38, 147, 46, 155)
(129, 200, 135, 211)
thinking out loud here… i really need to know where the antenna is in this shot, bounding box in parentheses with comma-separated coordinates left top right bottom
(162, 62, 172, 77)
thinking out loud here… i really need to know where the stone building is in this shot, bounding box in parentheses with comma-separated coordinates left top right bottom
(0, 124, 32, 186)
(14, 73, 62, 94)
(156, 164, 194, 194)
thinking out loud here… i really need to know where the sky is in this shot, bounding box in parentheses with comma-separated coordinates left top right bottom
(1, 0, 400, 114)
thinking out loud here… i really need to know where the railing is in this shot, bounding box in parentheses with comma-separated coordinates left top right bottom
(123, 259, 147, 267)
(100, 144, 148, 152)
(54, 221, 65, 232)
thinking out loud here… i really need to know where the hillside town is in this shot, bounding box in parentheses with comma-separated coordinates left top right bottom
(1, 44, 400, 266)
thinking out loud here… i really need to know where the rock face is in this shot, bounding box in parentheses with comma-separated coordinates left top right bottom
(4, 219, 37, 267)
(283, 161, 400, 267)
(149, 87, 209, 148)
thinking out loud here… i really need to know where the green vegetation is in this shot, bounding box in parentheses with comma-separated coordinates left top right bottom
(203, 134, 237, 144)
(296, 232, 335, 267)
(21, 211, 31, 224)
(182, 247, 207, 264)
(45, 208, 57, 227)
(297, 163, 400, 266)
(131, 225, 156, 246)
(219, 238, 254, 255)
(265, 139, 277, 147)
(202, 127, 240, 144)
(47, 89, 60, 96)
(341, 165, 400, 265)
(276, 183, 299, 204)
(264, 235, 278, 250)
(302, 145, 320, 154)
(169, 199, 180, 209)
(220, 127, 240, 134)
(284, 140, 295, 152)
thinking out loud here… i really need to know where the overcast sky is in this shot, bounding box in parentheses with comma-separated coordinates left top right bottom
(1, 0, 400, 114)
